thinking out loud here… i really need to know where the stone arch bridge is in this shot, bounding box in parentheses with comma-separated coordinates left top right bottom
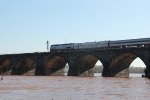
(0, 47, 150, 77)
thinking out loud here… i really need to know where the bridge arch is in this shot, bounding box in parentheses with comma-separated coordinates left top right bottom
(94, 60, 104, 76)
(73, 55, 104, 76)
(43, 55, 69, 75)
(107, 53, 146, 77)
(12, 57, 36, 75)
(0, 58, 12, 75)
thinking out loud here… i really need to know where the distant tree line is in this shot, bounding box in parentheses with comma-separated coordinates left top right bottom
(64, 65, 145, 73)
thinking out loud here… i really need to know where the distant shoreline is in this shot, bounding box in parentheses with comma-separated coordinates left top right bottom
(64, 65, 145, 73)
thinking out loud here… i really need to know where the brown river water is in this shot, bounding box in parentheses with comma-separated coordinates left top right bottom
(0, 75, 150, 100)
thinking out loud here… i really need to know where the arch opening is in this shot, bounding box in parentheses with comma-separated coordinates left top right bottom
(108, 53, 146, 77)
(64, 63, 69, 76)
(129, 57, 146, 77)
(43, 56, 68, 76)
(74, 55, 100, 76)
(93, 60, 103, 77)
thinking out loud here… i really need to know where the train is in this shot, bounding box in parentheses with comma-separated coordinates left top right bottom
(50, 38, 150, 52)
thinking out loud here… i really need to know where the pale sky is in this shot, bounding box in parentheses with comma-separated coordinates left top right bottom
(0, 0, 150, 67)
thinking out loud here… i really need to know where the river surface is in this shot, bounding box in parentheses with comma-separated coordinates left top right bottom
(0, 75, 150, 100)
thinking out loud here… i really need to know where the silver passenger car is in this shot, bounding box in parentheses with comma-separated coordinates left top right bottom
(110, 38, 150, 48)
(78, 42, 98, 49)
(74, 41, 108, 49)
(97, 41, 109, 48)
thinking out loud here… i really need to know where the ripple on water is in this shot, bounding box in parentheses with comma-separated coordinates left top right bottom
(0, 76, 150, 100)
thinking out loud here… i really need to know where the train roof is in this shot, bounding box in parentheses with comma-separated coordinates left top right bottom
(50, 38, 150, 46)
(111, 38, 150, 43)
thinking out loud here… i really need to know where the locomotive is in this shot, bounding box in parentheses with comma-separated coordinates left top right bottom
(50, 38, 150, 52)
